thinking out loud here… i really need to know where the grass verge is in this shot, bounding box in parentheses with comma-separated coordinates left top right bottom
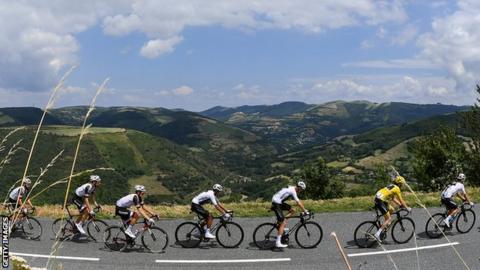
(5, 187, 480, 220)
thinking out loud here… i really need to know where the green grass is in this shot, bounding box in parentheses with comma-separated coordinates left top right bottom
(23, 187, 480, 219)
(41, 126, 125, 136)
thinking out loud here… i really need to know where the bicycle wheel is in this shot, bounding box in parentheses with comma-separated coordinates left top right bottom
(391, 217, 415, 244)
(52, 219, 76, 240)
(22, 217, 42, 240)
(425, 213, 446, 238)
(104, 226, 128, 251)
(86, 219, 109, 242)
(142, 226, 169, 253)
(253, 223, 277, 250)
(175, 222, 202, 248)
(295, 221, 323, 249)
(216, 222, 244, 248)
(456, 209, 476, 233)
(354, 221, 379, 248)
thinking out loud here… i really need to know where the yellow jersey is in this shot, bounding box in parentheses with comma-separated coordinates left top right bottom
(375, 184, 403, 202)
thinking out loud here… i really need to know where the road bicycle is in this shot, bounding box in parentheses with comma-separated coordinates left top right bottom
(1, 205, 42, 240)
(51, 204, 108, 241)
(253, 212, 323, 249)
(104, 215, 169, 253)
(175, 211, 244, 248)
(354, 208, 415, 248)
(425, 202, 476, 238)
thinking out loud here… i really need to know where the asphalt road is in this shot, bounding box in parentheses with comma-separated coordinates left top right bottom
(7, 208, 480, 270)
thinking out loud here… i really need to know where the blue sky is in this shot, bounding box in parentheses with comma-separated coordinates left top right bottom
(0, 1, 479, 111)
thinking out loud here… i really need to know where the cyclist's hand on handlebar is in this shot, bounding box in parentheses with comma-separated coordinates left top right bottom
(469, 202, 474, 206)
(148, 218, 155, 224)
(89, 210, 96, 216)
(303, 210, 310, 216)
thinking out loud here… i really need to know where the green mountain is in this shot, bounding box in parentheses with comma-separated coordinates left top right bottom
(200, 101, 467, 152)
(0, 126, 233, 204)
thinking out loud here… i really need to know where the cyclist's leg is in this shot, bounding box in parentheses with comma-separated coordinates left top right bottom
(442, 198, 458, 223)
(374, 198, 391, 238)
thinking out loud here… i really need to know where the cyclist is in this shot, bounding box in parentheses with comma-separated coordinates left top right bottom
(373, 175, 411, 242)
(191, 184, 230, 239)
(115, 185, 156, 238)
(271, 181, 308, 248)
(441, 173, 474, 228)
(72, 175, 101, 234)
(8, 177, 34, 212)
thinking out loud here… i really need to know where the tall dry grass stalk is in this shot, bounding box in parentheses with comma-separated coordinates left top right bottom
(28, 167, 114, 201)
(12, 66, 76, 222)
(0, 127, 25, 152)
(48, 78, 108, 269)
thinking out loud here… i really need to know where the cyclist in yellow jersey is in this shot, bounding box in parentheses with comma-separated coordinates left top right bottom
(373, 176, 411, 242)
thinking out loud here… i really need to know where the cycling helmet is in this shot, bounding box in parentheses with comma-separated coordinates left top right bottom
(89, 175, 101, 182)
(393, 176, 406, 186)
(297, 181, 306, 190)
(23, 177, 32, 185)
(134, 185, 146, 192)
(213, 184, 223, 192)
(457, 173, 466, 182)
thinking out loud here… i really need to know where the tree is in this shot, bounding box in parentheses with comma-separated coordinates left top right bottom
(462, 85, 480, 185)
(411, 127, 466, 191)
(303, 157, 344, 199)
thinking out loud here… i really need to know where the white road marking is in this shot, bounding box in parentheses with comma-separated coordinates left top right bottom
(348, 242, 460, 257)
(155, 258, 291, 264)
(10, 252, 100, 262)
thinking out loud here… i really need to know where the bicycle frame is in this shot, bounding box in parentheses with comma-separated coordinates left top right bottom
(281, 213, 315, 235)
(372, 208, 409, 233)
(194, 211, 235, 235)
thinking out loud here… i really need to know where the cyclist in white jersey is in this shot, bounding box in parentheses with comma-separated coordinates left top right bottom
(271, 181, 308, 248)
(115, 185, 157, 238)
(71, 175, 101, 234)
(441, 173, 473, 227)
(191, 184, 230, 239)
(8, 178, 33, 211)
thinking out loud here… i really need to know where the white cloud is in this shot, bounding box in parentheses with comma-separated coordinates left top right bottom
(417, 0, 480, 92)
(172, 85, 194, 96)
(140, 36, 183, 58)
(342, 58, 437, 69)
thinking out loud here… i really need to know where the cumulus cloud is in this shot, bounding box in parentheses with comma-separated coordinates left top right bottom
(140, 36, 183, 58)
(171, 85, 194, 96)
(0, 0, 408, 94)
(342, 58, 437, 69)
(417, 0, 480, 91)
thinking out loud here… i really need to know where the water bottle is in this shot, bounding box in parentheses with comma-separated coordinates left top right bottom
(284, 228, 290, 235)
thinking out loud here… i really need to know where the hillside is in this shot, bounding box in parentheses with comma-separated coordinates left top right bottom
(0, 126, 234, 204)
(200, 101, 467, 152)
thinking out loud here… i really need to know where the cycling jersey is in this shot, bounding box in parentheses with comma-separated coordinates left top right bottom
(9, 186, 28, 201)
(75, 183, 96, 198)
(441, 182, 465, 199)
(272, 186, 299, 204)
(116, 194, 143, 208)
(192, 190, 218, 206)
(375, 184, 402, 202)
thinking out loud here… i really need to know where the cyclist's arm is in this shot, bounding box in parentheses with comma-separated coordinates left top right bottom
(214, 203, 227, 215)
(457, 192, 471, 203)
(296, 200, 307, 213)
(91, 193, 99, 208)
(141, 205, 155, 216)
(83, 196, 92, 212)
(25, 198, 33, 209)
(137, 206, 151, 219)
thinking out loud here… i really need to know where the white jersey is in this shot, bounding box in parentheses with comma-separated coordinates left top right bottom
(9, 186, 28, 201)
(75, 183, 96, 197)
(192, 190, 218, 206)
(116, 194, 143, 208)
(442, 182, 466, 199)
(272, 186, 299, 204)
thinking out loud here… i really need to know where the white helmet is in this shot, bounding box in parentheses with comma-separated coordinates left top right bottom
(89, 175, 101, 182)
(297, 181, 306, 190)
(135, 185, 146, 192)
(457, 173, 466, 182)
(23, 177, 32, 185)
(213, 184, 223, 192)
